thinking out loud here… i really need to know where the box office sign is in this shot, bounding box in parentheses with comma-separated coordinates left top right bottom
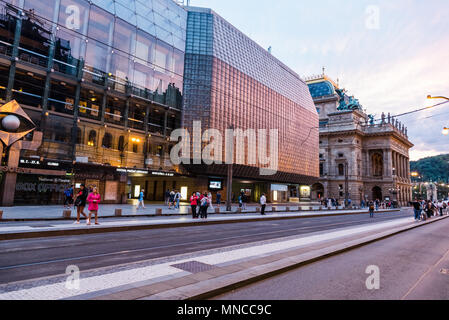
(15, 176, 71, 193)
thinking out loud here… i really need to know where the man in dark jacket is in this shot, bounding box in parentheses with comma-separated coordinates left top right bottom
(411, 199, 422, 221)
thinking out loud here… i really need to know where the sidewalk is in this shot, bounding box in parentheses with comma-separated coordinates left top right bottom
(1, 214, 446, 300)
(0, 202, 387, 221)
(0, 208, 401, 240)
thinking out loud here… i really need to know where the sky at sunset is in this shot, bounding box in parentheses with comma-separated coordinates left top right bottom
(187, 0, 449, 161)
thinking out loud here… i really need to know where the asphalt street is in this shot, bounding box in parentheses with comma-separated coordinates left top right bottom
(0, 209, 413, 284)
(214, 212, 449, 300)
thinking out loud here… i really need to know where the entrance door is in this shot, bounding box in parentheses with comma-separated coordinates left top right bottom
(372, 186, 382, 201)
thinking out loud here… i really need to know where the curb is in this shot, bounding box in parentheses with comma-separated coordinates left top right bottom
(0, 209, 401, 241)
(0, 207, 404, 222)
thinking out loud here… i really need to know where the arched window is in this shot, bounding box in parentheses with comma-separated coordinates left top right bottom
(88, 130, 96, 147)
(338, 164, 344, 176)
(102, 133, 113, 149)
(372, 153, 383, 177)
(118, 136, 125, 151)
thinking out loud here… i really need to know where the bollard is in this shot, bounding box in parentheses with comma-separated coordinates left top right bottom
(155, 208, 163, 216)
(115, 209, 122, 217)
(215, 207, 220, 214)
(0, 210, 3, 220)
(256, 207, 261, 213)
(237, 208, 242, 213)
(285, 207, 290, 212)
(309, 207, 313, 211)
(63, 210, 71, 219)
(272, 206, 277, 212)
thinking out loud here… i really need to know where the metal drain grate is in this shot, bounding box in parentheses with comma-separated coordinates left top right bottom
(171, 261, 215, 274)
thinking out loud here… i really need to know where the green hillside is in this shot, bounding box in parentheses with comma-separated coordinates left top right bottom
(410, 154, 449, 182)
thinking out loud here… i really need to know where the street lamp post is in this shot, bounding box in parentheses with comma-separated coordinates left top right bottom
(427, 96, 449, 134)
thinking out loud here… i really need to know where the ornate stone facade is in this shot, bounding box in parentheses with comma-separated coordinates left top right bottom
(306, 75, 414, 206)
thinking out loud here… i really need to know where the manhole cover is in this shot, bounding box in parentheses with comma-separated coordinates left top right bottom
(171, 261, 215, 274)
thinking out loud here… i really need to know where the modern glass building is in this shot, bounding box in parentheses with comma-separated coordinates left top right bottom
(182, 7, 319, 203)
(0, 0, 188, 205)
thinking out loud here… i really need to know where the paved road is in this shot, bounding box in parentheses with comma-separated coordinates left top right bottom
(214, 213, 449, 300)
(0, 209, 413, 284)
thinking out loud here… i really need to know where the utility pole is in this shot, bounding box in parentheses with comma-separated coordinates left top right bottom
(226, 124, 234, 212)
(226, 163, 233, 212)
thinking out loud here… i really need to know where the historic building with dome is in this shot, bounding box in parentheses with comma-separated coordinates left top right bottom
(305, 74, 414, 207)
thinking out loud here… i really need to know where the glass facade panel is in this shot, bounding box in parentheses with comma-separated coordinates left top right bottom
(128, 102, 145, 131)
(12, 69, 45, 108)
(23, 0, 56, 22)
(104, 97, 125, 126)
(79, 88, 103, 121)
(48, 80, 76, 114)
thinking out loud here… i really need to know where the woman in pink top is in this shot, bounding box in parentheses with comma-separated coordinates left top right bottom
(86, 187, 101, 225)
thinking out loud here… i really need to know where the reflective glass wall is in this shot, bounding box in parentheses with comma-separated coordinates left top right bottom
(0, 0, 186, 166)
(1, 0, 186, 107)
(183, 7, 319, 182)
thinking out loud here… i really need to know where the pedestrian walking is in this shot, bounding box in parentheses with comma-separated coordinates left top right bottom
(260, 193, 267, 215)
(425, 201, 433, 219)
(207, 192, 214, 211)
(165, 189, 170, 206)
(86, 187, 101, 226)
(238, 194, 243, 209)
(74, 184, 88, 224)
(174, 190, 181, 209)
(64, 185, 74, 209)
(137, 189, 145, 209)
(241, 192, 247, 210)
(437, 200, 444, 216)
(200, 192, 210, 219)
(168, 190, 175, 210)
(190, 192, 199, 219)
(411, 198, 422, 221)
(216, 191, 222, 205)
(369, 201, 375, 218)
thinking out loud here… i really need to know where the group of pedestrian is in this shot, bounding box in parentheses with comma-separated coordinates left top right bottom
(190, 191, 213, 219)
(64, 184, 101, 226)
(411, 199, 448, 221)
(238, 192, 248, 209)
(164, 189, 182, 210)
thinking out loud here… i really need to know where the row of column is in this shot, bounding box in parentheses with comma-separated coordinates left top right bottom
(392, 151, 410, 179)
